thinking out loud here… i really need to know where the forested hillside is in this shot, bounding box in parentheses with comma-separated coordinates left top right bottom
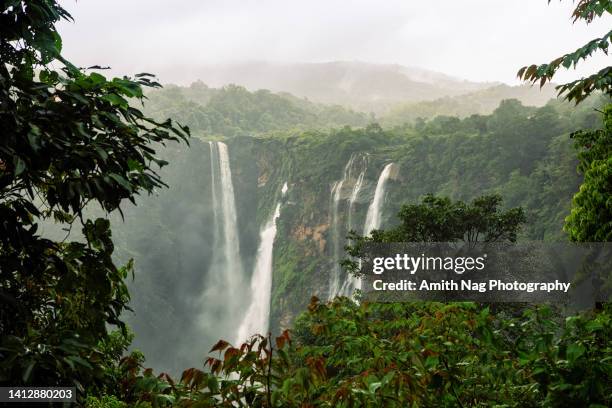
(382, 83, 557, 125)
(144, 80, 558, 134)
(143, 82, 371, 137)
(110, 93, 609, 373)
(179, 61, 496, 113)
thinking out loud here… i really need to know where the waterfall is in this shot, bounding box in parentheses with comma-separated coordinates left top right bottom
(354, 162, 394, 291)
(346, 155, 368, 233)
(216, 141, 243, 289)
(363, 163, 393, 236)
(199, 141, 244, 346)
(328, 155, 357, 299)
(327, 180, 342, 299)
(207, 141, 242, 286)
(337, 155, 369, 297)
(329, 155, 374, 299)
(209, 142, 221, 247)
(235, 182, 287, 343)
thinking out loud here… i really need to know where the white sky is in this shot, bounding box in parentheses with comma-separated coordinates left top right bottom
(57, 0, 611, 85)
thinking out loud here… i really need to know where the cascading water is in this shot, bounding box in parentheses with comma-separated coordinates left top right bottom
(235, 182, 287, 343)
(346, 155, 368, 234)
(363, 163, 393, 236)
(198, 141, 245, 346)
(337, 155, 369, 296)
(328, 155, 356, 299)
(354, 162, 394, 291)
(208, 142, 221, 251)
(216, 142, 243, 288)
(329, 155, 374, 299)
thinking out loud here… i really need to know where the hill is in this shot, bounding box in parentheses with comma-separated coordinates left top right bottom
(178, 61, 497, 113)
(144, 82, 372, 137)
(381, 83, 558, 126)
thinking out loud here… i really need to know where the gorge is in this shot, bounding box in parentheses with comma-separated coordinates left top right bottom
(109, 93, 604, 374)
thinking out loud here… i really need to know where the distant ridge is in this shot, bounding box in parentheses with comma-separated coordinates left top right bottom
(381, 83, 558, 125)
(170, 61, 503, 113)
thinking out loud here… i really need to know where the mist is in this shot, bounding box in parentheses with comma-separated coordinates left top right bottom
(57, 0, 611, 86)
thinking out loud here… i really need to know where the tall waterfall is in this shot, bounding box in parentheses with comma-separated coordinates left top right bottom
(209, 142, 221, 252)
(209, 142, 243, 288)
(235, 182, 287, 343)
(353, 162, 394, 291)
(337, 156, 368, 297)
(199, 142, 244, 344)
(328, 156, 355, 299)
(328, 155, 371, 299)
(363, 163, 393, 236)
(346, 154, 369, 234)
(216, 141, 243, 288)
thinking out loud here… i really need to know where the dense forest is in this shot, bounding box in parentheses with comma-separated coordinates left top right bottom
(1, 1, 611, 407)
(143, 82, 372, 137)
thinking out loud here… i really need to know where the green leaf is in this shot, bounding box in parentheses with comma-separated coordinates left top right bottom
(585, 320, 604, 332)
(109, 173, 132, 191)
(13, 157, 26, 176)
(101, 93, 128, 107)
(22, 360, 35, 382)
(368, 381, 382, 394)
(424, 355, 439, 369)
(89, 72, 107, 86)
(208, 375, 219, 393)
(566, 343, 586, 363)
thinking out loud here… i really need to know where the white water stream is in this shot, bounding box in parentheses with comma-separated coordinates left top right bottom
(355, 163, 394, 291)
(236, 182, 287, 343)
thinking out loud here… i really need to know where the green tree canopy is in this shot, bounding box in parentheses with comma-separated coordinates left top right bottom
(343, 194, 526, 279)
(0, 0, 188, 389)
(564, 105, 612, 241)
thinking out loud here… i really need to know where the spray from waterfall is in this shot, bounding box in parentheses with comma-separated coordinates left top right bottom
(236, 182, 288, 343)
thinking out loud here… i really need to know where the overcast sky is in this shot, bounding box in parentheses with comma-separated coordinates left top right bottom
(57, 0, 611, 85)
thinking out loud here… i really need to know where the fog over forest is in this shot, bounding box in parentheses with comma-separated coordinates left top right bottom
(57, 0, 611, 85)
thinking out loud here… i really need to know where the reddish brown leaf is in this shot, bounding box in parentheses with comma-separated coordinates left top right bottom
(209, 339, 230, 353)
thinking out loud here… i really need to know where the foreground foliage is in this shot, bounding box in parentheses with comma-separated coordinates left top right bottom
(565, 104, 612, 241)
(518, 0, 611, 103)
(88, 300, 611, 407)
(0, 0, 188, 390)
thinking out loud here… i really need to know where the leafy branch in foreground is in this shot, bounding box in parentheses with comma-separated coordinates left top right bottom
(0, 0, 188, 391)
(517, 0, 611, 103)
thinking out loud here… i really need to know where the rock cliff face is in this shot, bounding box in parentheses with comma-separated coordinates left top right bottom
(219, 125, 579, 333)
(218, 135, 402, 333)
